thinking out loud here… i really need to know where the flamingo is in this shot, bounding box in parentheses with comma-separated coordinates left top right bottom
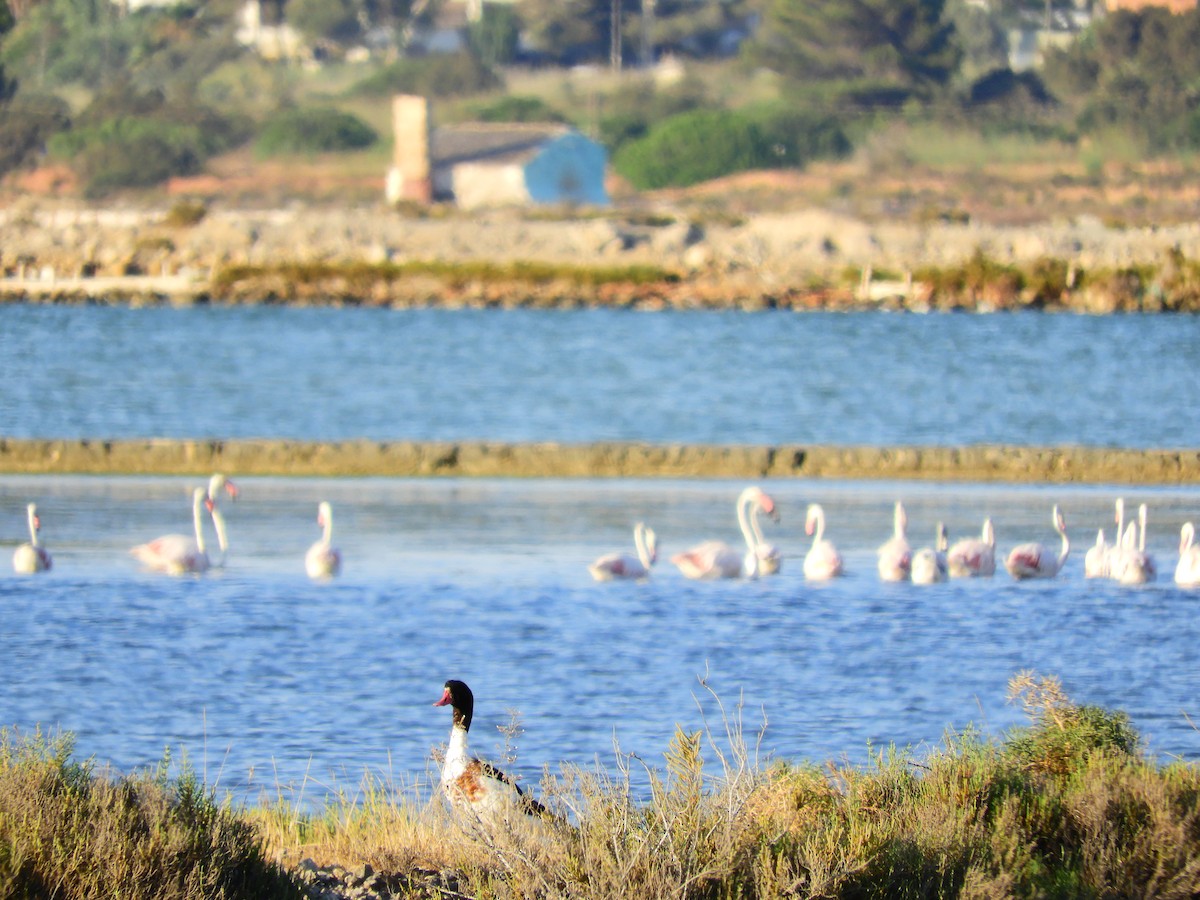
(130, 487, 216, 575)
(1111, 503, 1156, 585)
(589, 522, 657, 581)
(434, 680, 550, 823)
(802, 503, 843, 580)
(305, 500, 342, 579)
(205, 473, 238, 567)
(1004, 504, 1069, 580)
(911, 522, 949, 585)
(745, 490, 783, 575)
(947, 517, 995, 578)
(12, 503, 52, 574)
(1083, 528, 1110, 579)
(877, 501, 912, 582)
(1175, 522, 1200, 587)
(672, 486, 777, 579)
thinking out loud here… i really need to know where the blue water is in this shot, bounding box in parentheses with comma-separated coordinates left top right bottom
(1, 305, 1199, 810)
(2, 305, 1198, 446)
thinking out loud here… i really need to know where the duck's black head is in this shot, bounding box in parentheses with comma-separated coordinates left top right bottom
(434, 679, 474, 732)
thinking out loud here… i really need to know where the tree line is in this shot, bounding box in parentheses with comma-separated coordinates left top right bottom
(0, 0, 1197, 196)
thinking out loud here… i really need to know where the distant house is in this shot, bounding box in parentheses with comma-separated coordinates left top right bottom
(387, 96, 609, 209)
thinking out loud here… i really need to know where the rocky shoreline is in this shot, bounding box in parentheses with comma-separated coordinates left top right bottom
(2, 202, 1200, 312)
(1, 438, 1198, 484)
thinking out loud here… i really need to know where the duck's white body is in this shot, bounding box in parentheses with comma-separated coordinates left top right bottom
(1175, 522, 1200, 587)
(12, 503, 52, 574)
(802, 503, 843, 580)
(589, 522, 657, 580)
(672, 486, 778, 579)
(131, 488, 214, 575)
(1005, 505, 1069, 580)
(434, 680, 548, 823)
(911, 522, 949, 585)
(877, 501, 912, 582)
(947, 518, 995, 578)
(305, 501, 342, 579)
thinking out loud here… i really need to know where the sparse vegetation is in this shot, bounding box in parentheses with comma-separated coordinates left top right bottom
(4, 674, 1199, 899)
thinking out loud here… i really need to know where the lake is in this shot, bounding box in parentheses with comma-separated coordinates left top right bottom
(1, 305, 1198, 808)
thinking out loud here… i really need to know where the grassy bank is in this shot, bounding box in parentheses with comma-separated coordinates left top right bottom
(2, 438, 1200, 484)
(3, 674, 1199, 899)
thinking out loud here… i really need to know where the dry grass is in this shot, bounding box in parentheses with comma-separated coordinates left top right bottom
(4, 673, 1200, 899)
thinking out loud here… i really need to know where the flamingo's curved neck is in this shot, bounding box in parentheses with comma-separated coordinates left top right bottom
(1055, 511, 1070, 568)
(320, 506, 334, 547)
(1138, 504, 1148, 553)
(210, 507, 229, 566)
(894, 503, 907, 541)
(1182, 523, 1195, 554)
(810, 507, 826, 543)
(192, 490, 208, 555)
(26, 505, 41, 547)
(737, 493, 758, 552)
(982, 518, 995, 547)
(634, 523, 653, 569)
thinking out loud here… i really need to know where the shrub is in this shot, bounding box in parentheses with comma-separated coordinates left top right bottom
(467, 94, 566, 124)
(255, 106, 377, 157)
(0, 728, 299, 900)
(0, 92, 71, 175)
(612, 105, 850, 190)
(347, 52, 500, 99)
(49, 117, 210, 198)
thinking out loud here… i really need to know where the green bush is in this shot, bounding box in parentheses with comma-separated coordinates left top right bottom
(0, 728, 299, 900)
(613, 105, 850, 190)
(255, 106, 377, 157)
(467, 94, 566, 124)
(347, 52, 500, 99)
(48, 117, 210, 197)
(0, 92, 70, 175)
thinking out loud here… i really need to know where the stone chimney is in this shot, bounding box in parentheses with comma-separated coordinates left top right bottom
(386, 95, 432, 205)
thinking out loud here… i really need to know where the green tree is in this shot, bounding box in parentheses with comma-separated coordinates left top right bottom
(468, 2, 518, 68)
(287, 0, 361, 43)
(1042, 7, 1200, 149)
(517, 0, 639, 65)
(751, 0, 962, 98)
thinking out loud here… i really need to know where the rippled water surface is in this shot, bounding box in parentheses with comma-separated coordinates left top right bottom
(1, 304, 1199, 807)
(2, 304, 1199, 446)
(3, 475, 1200, 806)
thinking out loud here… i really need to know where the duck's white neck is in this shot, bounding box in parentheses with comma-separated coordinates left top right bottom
(443, 723, 469, 780)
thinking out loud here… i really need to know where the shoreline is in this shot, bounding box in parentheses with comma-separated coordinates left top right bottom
(1, 439, 1198, 484)
(3, 202, 1200, 312)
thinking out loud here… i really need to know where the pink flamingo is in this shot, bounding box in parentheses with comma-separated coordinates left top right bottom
(12, 503, 52, 574)
(1175, 522, 1200, 587)
(802, 503, 843, 580)
(589, 521, 657, 581)
(305, 501, 343, 579)
(672, 486, 777, 579)
(1083, 528, 1110, 579)
(877, 501, 912, 582)
(1110, 503, 1156, 585)
(131, 487, 216, 575)
(1005, 504, 1069, 580)
(947, 517, 995, 578)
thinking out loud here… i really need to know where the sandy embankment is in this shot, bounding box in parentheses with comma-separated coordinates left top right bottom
(1, 439, 1198, 484)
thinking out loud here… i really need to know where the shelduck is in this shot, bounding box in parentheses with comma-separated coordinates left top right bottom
(434, 680, 549, 822)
